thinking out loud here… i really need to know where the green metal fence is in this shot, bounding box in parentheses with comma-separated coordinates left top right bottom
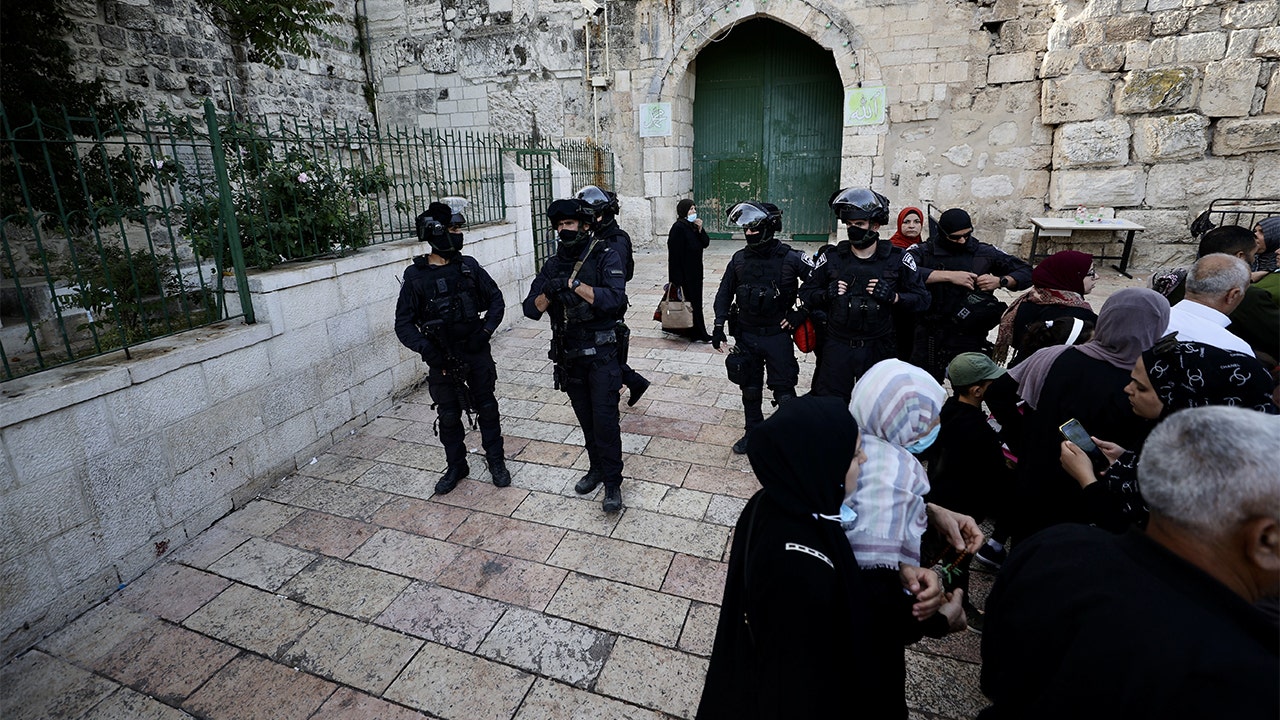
(1, 99, 613, 382)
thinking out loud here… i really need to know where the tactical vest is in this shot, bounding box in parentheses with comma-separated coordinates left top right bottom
(412, 259, 482, 340)
(731, 245, 790, 327)
(914, 241, 996, 322)
(824, 244, 900, 340)
(551, 243, 618, 343)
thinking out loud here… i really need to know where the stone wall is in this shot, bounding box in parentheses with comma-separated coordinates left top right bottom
(61, 0, 372, 123)
(0, 157, 537, 660)
(364, 0, 1279, 267)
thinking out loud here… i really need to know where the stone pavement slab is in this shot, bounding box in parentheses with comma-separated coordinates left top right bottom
(376, 582, 508, 652)
(6, 245, 996, 720)
(383, 642, 534, 720)
(182, 653, 337, 720)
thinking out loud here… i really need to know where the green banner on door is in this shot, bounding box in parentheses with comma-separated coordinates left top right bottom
(843, 87, 886, 127)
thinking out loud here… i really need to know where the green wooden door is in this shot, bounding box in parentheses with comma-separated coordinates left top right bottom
(692, 20, 842, 242)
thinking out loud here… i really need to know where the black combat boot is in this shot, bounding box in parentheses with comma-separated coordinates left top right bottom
(602, 484, 623, 513)
(575, 467, 604, 494)
(487, 454, 511, 488)
(434, 461, 469, 495)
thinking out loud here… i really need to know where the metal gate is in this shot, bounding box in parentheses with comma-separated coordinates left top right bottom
(692, 19, 843, 242)
(512, 150, 557, 266)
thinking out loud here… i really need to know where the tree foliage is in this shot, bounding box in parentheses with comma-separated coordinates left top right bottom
(198, 0, 347, 68)
(0, 1, 145, 231)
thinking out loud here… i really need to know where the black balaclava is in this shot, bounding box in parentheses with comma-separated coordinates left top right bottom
(938, 208, 973, 247)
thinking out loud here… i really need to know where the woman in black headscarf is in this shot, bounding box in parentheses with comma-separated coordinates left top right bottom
(697, 395, 887, 719)
(667, 198, 712, 341)
(1060, 339, 1278, 532)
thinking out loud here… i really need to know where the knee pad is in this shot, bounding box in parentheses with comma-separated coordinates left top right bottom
(742, 386, 764, 405)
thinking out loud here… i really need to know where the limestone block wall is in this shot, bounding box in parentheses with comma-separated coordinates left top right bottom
(0, 158, 536, 660)
(1038, 0, 1279, 268)
(60, 0, 372, 123)
(366, 0, 1279, 266)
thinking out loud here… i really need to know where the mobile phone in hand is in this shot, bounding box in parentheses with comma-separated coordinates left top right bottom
(1059, 418, 1108, 472)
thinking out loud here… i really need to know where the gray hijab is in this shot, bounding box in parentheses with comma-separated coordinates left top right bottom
(1009, 288, 1170, 409)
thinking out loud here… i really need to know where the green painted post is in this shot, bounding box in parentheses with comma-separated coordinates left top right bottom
(204, 99, 255, 324)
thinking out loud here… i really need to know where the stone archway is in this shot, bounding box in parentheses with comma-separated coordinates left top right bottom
(640, 3, 883, 240)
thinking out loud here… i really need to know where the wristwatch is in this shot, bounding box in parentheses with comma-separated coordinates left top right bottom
(571, 279, 582, 290)
(998, 276, 1009, 288)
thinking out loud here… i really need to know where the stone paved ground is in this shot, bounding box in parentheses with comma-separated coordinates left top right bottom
(2, 241, 1144, 720)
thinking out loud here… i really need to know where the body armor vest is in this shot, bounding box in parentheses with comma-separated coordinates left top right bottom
(731, 246, 790, 326)
(825, 243, 900, 339)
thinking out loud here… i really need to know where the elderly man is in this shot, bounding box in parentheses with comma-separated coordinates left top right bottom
(979, 406, 1279, 719)
(1165, 253, 1255, 356)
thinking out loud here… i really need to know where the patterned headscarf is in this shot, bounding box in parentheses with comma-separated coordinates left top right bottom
(1143, 340, 1278, 416)
(844, 359, 946, 570)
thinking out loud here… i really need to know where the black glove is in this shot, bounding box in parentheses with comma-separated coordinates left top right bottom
(785, 308, 808, 328)
(868, 278, 895, 303)
(543, 276, 570, 294)
(465, 330, 491, 354)
(827, 280, 843, 298)
(712, 326, 726, 350)
(419, 349, 441, 366)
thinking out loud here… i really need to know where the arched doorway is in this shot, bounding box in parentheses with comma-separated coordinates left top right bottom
(692, 18, 843, 242)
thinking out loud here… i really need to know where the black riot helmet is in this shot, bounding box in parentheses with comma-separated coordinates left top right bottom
(829, 187, 890, 225)
(728, 201, 783, 247)
(576, 185, 620, 220)
(416, 197, 468, 256)
(547, 197, 594, 250)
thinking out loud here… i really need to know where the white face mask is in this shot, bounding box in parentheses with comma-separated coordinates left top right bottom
(687, 213, 698, 222)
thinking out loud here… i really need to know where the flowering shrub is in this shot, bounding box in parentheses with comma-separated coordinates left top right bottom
(174, 130, 391, 270)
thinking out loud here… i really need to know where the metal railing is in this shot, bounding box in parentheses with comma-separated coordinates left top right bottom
(1, 100, 613, 382)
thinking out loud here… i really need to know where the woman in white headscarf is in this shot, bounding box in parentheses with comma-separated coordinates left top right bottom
(843, 358, 983, 719)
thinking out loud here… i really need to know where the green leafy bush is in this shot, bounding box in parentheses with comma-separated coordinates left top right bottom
(169, 123, 391, 269)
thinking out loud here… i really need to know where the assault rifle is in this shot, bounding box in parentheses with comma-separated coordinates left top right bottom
(418, 318, 477, 430)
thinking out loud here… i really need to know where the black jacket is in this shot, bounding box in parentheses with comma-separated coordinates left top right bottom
(394, 254, 504, 364)
(907, 236, 1032, 326)
(923, 397, 1011, 523)
(981, 526, 1280, 720)
(522, 239, 627, 347)
(594, 218, 635, 282)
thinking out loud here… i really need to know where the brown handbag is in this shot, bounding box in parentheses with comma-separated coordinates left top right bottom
(658, 283, 695, 330)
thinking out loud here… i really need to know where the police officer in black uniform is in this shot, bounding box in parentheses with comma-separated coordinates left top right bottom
(394, 199, 510, 494)
(906, 207, 1033, 380)
(577, 185, 651, 406)
(523, 198, 628, 513)
(712, 201, 808, 455)
(799, 188, 930, 401)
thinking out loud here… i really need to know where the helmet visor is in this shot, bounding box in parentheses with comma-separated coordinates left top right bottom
(728, 203, 770, 229)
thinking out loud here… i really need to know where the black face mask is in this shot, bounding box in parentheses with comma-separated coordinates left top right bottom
(429, 230, 464, 257)
(745, 228, 774, 248)
(847, 225, 878, 249)
(558, 228, 588, 247)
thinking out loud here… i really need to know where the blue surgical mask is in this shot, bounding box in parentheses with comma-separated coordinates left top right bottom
(687, 213, 698, 222)
(906, 424, 941, 454)
(817, 503, 858, 527)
